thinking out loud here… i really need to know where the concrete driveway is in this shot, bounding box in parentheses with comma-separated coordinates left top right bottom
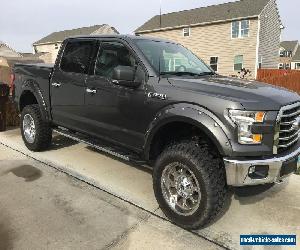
(0, 145, 219, 250)
(1, 128, 299, 250)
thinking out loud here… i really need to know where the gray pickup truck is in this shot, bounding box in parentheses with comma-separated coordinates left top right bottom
(13, 35, 300, 229)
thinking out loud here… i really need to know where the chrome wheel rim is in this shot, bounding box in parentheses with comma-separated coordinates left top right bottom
(161, 162, 201, 216)
(23, 114, 36, 144)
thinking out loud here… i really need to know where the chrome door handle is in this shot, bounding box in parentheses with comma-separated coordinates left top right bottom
(86, 88, 97, 94)
(52, 82, 61, 88)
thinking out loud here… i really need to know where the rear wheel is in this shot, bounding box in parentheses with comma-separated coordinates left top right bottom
(153, 140, 227, 229)
(21, 105, 52, 151)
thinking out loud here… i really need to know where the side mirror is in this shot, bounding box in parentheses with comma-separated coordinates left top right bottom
(112, 66, 141, 88)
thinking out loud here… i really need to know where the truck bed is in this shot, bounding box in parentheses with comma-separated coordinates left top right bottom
(14, 63, 54, 114)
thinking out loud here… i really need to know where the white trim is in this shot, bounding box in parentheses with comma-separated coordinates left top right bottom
(136, 15, 259, 34)
(182, 27, 191, 37)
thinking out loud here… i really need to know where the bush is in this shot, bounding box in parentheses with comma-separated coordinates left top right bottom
(6, 99, 20, 127)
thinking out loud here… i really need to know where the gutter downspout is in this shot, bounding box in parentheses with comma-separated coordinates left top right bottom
(255, 17, 261, 79)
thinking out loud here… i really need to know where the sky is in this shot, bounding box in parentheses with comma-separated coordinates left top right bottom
(0, 0, 298, 52)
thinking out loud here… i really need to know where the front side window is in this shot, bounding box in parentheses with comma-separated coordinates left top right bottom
(210, 57, 218, 72)
(95, 42, 136, 78)
(232, 20, 249, 38)
(234, 55, 243, 71)
(135, 40, 212, 76)
(60, 40, 95, 74)
(295, 63, 300, 69)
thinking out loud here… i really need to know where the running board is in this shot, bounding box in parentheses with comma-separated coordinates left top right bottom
(53, 128, 146, 164)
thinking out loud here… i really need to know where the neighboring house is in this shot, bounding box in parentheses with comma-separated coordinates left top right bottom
(291, 47, 300, 70)
(33, 24, 119, 63)
(0, 41, 22, 58)
(0, 42, 43, 86)
(278, 40, 299, 69)
(135, 0, 282, 78)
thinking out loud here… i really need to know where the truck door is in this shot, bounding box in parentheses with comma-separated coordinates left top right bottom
(84, 40, 147, 150)
(50, 39, 96, 131)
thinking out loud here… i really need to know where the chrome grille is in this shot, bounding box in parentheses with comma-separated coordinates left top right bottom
(274, 102, 300, 154)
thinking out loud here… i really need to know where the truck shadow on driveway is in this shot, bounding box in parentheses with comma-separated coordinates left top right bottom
(198, 183, 286, 228)
(49, 135, 79, 151)
(233, 182, 287, 205)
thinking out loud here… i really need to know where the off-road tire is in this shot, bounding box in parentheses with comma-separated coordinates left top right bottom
(153, 140, 228, 229)
(21, 105, 52, 152)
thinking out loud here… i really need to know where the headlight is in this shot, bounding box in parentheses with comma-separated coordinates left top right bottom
(228, 110, 266, 144)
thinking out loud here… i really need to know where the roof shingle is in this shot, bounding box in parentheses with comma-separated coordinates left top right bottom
(135, 0, 271, 33)
(292, 47, 300, 61)
(33, 24, 119, 45)
(280, 41, 298, 52)
(0, 42, 22, 58)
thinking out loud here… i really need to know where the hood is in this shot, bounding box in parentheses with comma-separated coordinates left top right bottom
(168, 75, 300, 110)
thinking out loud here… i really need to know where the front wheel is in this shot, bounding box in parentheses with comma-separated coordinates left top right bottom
(21, 105, 52, 152)
(153, 140, 228, 229)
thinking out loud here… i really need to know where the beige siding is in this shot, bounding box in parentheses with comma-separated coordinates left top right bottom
(34, 43, 62, 63)
(258, 0, 281, 69)
(91, 25, 118, 35)
(0, 44, 21, 58)
(140, 19, 259, 77)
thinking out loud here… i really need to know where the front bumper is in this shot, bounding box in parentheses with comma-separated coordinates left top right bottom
(224, 146, 300, 186)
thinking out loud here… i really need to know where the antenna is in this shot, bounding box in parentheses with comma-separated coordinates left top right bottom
(159, 0, 162, 28)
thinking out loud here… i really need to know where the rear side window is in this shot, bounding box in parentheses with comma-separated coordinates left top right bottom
(60, 40, 95, 74)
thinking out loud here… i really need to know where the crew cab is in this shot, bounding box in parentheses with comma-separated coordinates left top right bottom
(13, 35, 300, 229)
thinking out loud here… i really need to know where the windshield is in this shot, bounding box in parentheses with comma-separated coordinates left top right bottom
(135, 39, 213, 76)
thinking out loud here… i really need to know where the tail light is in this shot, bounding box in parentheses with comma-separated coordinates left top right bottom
(10, 73, 15, 97)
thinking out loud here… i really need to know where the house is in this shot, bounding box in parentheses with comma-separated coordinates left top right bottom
(135, 0, 282, 78)
(278, 40, 299, 69)
(0, 41, 22, 58)
(33, 24, 119, 63)
(0, 41, 22, 86)
(291, 47, 300, 70)
(0, 42, 43, 86)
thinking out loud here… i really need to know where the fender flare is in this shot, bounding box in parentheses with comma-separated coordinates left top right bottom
(144, 103, 233, 160)
(19, 80, 50, 120)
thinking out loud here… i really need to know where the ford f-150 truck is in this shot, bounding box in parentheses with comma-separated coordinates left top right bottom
(13, 35, 300, 229)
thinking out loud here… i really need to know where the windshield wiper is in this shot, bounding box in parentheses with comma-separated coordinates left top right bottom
(197, 72, 216, 76)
